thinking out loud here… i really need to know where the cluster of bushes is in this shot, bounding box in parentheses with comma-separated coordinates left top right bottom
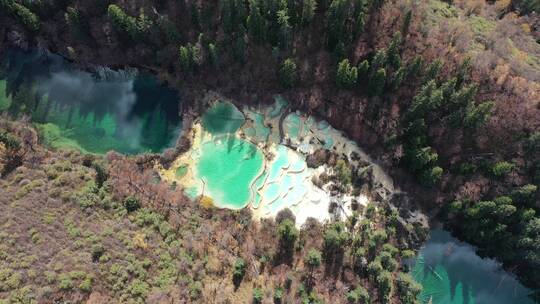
(58, 271, 93, 293)
(178, 42, 202, 71)
(0, 130, 23, 177)
(0, 0, 40, 31)
(178, 34, 220, 72)
(107, 4, 153, 41)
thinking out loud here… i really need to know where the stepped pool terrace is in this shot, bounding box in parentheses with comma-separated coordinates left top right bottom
(160, 96, 380, 225)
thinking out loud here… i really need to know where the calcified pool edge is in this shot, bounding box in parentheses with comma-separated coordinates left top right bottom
(158, 95, 395, 226)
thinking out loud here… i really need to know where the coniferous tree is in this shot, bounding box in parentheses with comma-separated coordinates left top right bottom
(277, 219, 298, 259)
(402, 10, 412, 35)
(1, 0, 40, 31)
(301, 0, 317, 25)
(158, 16, 181, 44)
(456, 57, 472, 88)
(279, 58, 298, 88)
(65, 7, 88, 36)
(304, 249, 321, 287)
(233, 35, 247, 63)
(179, 45, 194, 71)
(208, 43, 219, 67)
(357, 60, 370, 83)
(354, 0, 368, 35)
(277, 9, 292, 49)
(386, 32, 402, 69)
(336, 59, 358, 89)
(406, 80, 440, 119)
(377, 271, 393, 303)
(323, 223, 349, 261)
(369, 68, 386, 96)
(326, 0, 351, 51)
(396, 273, 422, 304)
(390, 67, 406, 91)
(463, 101, 494, 129)
(370, 49, 387, 72)
(221, 0, 247, 35)
(405, 146, 438, 172)
(136, 9, 153, 38)
(107, 4, 141, 40)
(247, 0, 266, 42)
(347, 286, 370, 304)
(406, 56, 423, 78)
(424, 59, 443, 82)
(421, 166, 443, 186)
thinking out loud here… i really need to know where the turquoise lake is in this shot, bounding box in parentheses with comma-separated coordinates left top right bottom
(413, 230, 538, 304)
(0, 49, 181, 154)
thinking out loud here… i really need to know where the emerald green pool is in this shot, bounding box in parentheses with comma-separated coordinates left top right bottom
(192, 101, 264, 209)
(196, 136, 263, 209)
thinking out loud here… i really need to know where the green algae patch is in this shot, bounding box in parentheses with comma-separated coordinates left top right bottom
(34, 109, 138, 155)
(36, 123, 89, 153)
(196, 136, 263, 209)
(175, 165, 188, 178)
(202, 101, 245, 134)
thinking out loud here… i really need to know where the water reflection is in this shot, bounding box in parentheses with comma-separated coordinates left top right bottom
(413, 229, 537, 304)
(0, 49, 181, 154)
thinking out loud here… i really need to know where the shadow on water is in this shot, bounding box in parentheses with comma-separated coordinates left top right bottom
(413, 229, 537, 304)
(202, 101, 244, 136)
(0, 48, 181, 154)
